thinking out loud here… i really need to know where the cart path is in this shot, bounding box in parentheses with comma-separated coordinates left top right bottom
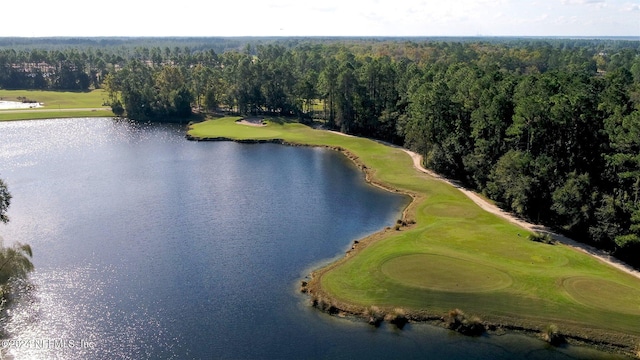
(325, 129, 640, 281)
(402, 148, 640, 281)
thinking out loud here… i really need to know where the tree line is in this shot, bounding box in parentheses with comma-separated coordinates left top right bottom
(2, 38, 639, 266)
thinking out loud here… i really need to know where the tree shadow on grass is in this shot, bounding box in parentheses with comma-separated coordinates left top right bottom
(265, 116, 300, 125)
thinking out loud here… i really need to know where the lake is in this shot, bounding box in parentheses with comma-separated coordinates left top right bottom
(0, 118, 620, 359)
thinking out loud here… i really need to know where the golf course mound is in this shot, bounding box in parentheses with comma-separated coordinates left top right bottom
(493, 247, 570, 268)
(562, 277, 640, 315)
(381, 254, 513, 292)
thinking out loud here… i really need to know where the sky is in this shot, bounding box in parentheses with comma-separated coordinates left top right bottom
(1, 0, 638, 37)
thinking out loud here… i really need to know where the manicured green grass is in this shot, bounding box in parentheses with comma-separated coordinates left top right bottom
(563, 277, 640, 315)
(381, 254, 513, 292)
(0, 89, 113, 121)
(189, 117, 640, 343)
(0, 109, 114, 121)
(0, 89, 108, 108)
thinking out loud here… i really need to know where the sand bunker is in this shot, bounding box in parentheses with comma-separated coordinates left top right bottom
(235, 117, 266, 127)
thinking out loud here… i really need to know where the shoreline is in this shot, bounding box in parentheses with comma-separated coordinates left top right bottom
(186, 129, 640, 358)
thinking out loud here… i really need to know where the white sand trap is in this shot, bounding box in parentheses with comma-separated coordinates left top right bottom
(0, 101, 43, 110)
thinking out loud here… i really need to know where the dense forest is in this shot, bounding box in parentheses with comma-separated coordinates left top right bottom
(1, 37, 639, 266)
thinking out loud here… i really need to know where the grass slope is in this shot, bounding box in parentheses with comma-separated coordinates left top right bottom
(0, 89, 113, 121)
(189, 117, 640, 349)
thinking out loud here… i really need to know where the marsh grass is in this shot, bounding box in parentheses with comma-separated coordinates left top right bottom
(311, 296, 339, 315)
(541, 324, 564, 346)
(364, 306, 384, 327)
(445, 309, 485, 336)
(384, 308, 408, 329)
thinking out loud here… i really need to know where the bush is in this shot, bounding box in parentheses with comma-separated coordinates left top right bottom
(110, 99, 125, 117)
(446, 309, 485, 336)
(311, 296, 339, 314)
(541, 324, 564, 346)
(364, 306, 384, 327)
(384, 308, 408, 329)
(528, 232, 556, 245)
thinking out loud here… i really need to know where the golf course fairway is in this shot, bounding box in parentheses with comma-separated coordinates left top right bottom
(0, 89, 113, 121)
(188, 117, 640, 355)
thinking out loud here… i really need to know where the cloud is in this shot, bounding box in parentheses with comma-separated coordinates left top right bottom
(621, 2, 640, 11)
(311, 5, 338, 13)
(554, 15, 579, 24)
(561, 0, 608, 9)
(561, 0, 605, 4)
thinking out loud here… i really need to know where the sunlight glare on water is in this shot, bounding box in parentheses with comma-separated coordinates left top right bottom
(3, 266, 176, 359)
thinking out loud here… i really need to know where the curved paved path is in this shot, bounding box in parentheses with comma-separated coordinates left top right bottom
(402, 148, 640, 281)
(327, 129, 640, 281)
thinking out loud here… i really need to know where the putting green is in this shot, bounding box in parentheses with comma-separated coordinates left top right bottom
(381, 254, 513, 292)
(562, 277, 640, 315)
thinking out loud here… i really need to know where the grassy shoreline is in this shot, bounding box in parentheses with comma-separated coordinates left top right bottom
(188, 117, 640, 357)
(5, 101, 637, 355)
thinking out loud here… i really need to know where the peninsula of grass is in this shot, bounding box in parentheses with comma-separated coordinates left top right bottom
(0, 89, 113, 121)
(188, 117, 640, 355)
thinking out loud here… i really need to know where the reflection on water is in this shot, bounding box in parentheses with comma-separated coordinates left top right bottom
(3, 267, 168, 359)
(0, 118, 622, 359)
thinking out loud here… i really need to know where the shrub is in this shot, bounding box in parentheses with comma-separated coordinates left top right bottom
(384, 308, 408, 329)
(445, 309, 485, 336)
(528, 232, 556, 245)
(110, 99, 125, 117)
(364, 306, 384, 327)
(311, 296, 338, 314)
(541, 324, 564, 346)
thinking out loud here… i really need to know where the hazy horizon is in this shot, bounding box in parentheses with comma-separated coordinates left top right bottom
(2, 0, 638, 38)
